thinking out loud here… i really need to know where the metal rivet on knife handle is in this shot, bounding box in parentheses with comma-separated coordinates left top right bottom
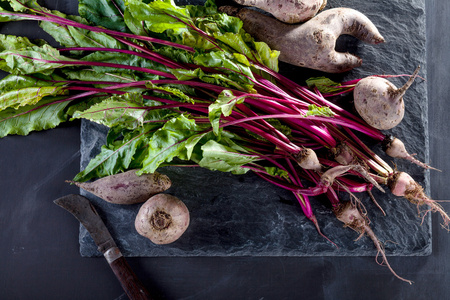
(104, 246, 123, 264)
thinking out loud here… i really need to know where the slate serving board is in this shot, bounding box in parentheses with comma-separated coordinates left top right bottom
(79, 0, 432, 257)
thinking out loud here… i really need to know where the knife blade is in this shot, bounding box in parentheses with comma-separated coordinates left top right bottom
(54, 194, 152, 300)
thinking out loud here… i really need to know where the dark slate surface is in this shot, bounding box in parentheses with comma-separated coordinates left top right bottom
(79, 0, 431, 257)
(5, 1, 450, 299)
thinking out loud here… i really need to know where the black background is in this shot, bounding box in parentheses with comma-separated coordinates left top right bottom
(1, 1, 449, 299)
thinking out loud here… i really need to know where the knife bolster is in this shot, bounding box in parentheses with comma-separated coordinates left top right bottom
(104, 246, 123, 264)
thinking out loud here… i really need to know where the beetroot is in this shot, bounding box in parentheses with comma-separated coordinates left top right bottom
(353, 66, 420, 130)
(334, 201, 412, 284)
(389, 171, 449, 228)
(232, 0, 327, 24)
(330, 144, 385, 192)
(383, 136, 439, 171)
(135, 194, 190, 245)
(295, 147, 322, 171)
(331, 143, 356, 165)
(322, 164, 383, 193)
(68, 169, 172, 205)
(219, 7, 385, 73)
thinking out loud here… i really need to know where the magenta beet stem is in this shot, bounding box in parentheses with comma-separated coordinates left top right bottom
(0, 11, 195, 52)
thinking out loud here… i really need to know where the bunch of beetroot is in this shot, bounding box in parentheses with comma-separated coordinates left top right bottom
(0, 0, 443, 284)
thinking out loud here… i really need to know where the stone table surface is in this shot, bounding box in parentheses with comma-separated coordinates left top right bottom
(1, 0, 450, 299)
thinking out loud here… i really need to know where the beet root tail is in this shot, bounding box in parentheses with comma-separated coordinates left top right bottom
(404, 153, 441, 172)
(364, 225, 413, 284)
(405, 180, 449, 229)
(414, 195, 450, 230)
(334, 201, 412, 283)
(310, 215, 338, 248)
(367, 189, 386, 216)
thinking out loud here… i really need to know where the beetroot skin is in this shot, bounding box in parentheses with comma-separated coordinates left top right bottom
(334, 201, 412, 284)
(231, 0, 327, 24)
(389, 171, 449, 228)
(353, 66, 420, 130)
(135, 194, 190, 244)
(69, 169, 172, 204)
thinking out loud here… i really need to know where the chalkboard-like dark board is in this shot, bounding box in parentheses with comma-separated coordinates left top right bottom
(77, 0, 431, 258)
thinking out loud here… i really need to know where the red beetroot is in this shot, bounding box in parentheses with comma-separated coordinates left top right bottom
(331, 143, 356, 165)
(389, 171, 449, 228)
(353, 66, 420, 130)
(330, 143, 385, 192)
(135, 194, 190, 244)
(296, 164, 385, 196)
(68, 169, 172, 204)
(295, 148, 322, 171)
(321, 165, 355, 187)
(231, 0, 327, 24)
(334, 201, 412, 284)
(383, 136, 439, 171)
(321, 164, 382, 192)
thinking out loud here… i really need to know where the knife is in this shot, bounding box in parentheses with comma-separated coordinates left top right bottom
(54, 194, 152, 300)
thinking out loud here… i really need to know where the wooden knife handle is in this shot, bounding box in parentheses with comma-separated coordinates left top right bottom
(105, 247, 152, 300)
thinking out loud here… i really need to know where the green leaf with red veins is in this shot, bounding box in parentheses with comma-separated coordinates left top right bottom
(72, 124, 155, 182)
(0, 96, 71, 138)
(305, 77, 345, 94)
(0, 73, 67, 92)
(209, 90, 245, 135)
(0, 85, 67, 111)
(62, 69, 141, 83)
(78, 0, 127, 32)
(124, 0, 191, 34)
(0, 44, 75, 75)
(138, 114, 203, 175)
(71, 92, 147, 129)
(145, 82, 195, 103)
(305, 104, 335, 118)
(7, 0, 42, 12)
(198, 140, 256, 175)
(0, 34, 36, 51)
(72, 92, 177, 130)
(194, 51, 255, 82)
(39, 11, 125, 49)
